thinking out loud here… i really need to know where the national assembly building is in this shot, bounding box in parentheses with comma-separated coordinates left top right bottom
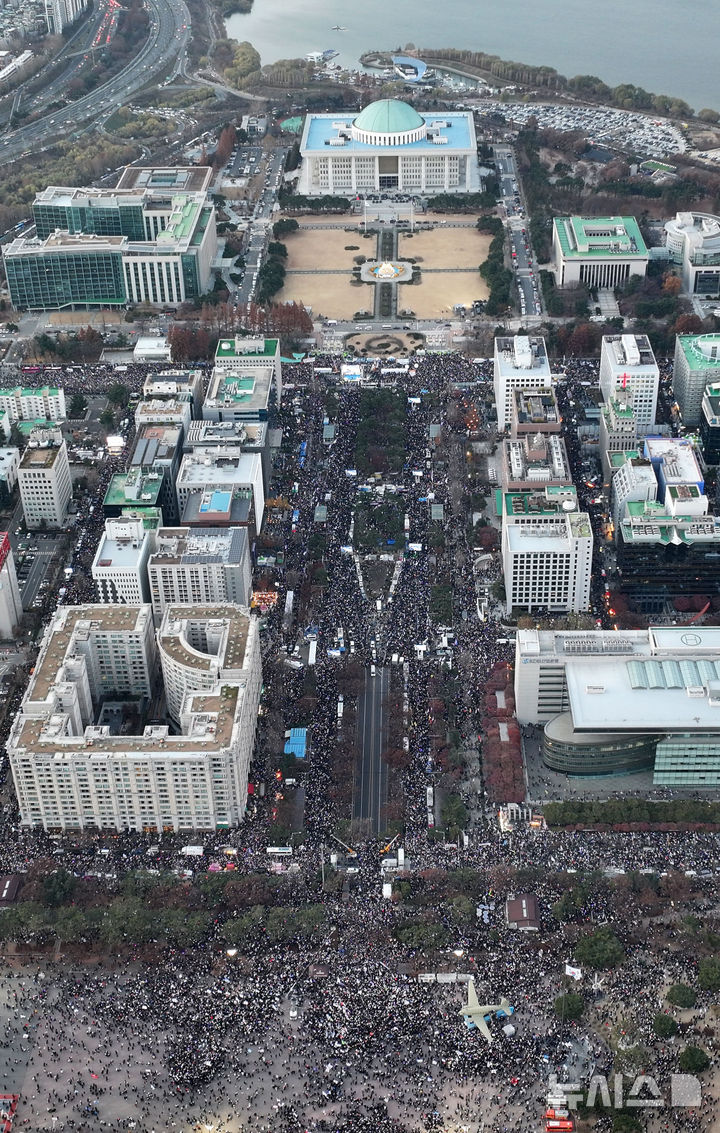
(298, 98, 479, 196)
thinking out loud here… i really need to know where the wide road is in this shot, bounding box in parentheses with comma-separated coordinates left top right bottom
(0, 0, 191, 167)
(353, 665, 389, 834)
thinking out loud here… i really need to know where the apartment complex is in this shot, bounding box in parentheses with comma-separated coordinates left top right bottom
(0, 386, 66, 424)
(599, 334, 659, 429)
(501, 486, 593, 616)
(8, 603, 261, 831)
(18, 428, 72, 530)
(493, 336, 552, 429)
(552, 216, 648, 288)
(3, 168, 217, 311)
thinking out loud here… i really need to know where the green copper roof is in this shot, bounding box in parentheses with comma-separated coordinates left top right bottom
(353, 99, 424, 134)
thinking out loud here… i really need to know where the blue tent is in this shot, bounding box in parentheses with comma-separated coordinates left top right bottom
(284, 728, 307, 759)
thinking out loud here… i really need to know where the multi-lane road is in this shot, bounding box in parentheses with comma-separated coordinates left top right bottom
(353, 667, 389, 834)
(0, 0, 191, 167)
(494, 146, 543, 321)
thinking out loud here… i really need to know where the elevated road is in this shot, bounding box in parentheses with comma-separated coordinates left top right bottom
(0, 0, 191, 167)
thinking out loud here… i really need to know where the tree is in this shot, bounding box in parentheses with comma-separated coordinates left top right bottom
(107, 382, 130, 408)
(678, 1046, 710, 1073)
(653, 1013, 678, 1038)
(41, 869, 76, 907)
(554, 992, 584, 1020)
(441, 794, 468, 834)
(68, 393, 88, 418)
(667, 983, 696, 1008)
(697, 957, 720, 992)
(575, 926, 624, 970)
(100, 408, 115, 430)
(612, 1116, 641, 1133)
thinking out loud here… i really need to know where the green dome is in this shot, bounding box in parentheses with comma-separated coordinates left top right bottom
(353, 99, 424, 135)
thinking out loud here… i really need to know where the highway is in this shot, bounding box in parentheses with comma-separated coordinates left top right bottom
(0, 0, 191, 168)
(353, 666, 389, 834)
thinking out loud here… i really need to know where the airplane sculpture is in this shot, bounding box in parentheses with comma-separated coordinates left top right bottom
(459, 980, 513, 1043)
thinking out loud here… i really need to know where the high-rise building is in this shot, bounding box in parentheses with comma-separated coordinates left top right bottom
(609, 452, 657, 532)
(599, 334, 659, 429)
(643, 436, 704, 500)
(552, 216, 648, 288)
(664, 211, 720, 298)
(129, 423, 183, 526)
(92, 517, 155, 605)
(0, 448, 20, 507)
(501, 433, 572, 492)
(0, 534, 22, 640)
(501, 486, 593, 615)
(599, 394, 637, 482)
(493, 336, 552, 429)
(18, 428, 72, 530)
(44, 0, 90, 33)
(148, 526, 251, 620)
(673, 333, 720, 426)
(3, 170, 217, 311)
(8, 603, 261, 831)
(176, 448, 264, 534)
(510, 387, 561, 439)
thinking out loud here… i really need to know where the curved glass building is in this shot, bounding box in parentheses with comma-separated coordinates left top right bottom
(542, 712, 658, 776)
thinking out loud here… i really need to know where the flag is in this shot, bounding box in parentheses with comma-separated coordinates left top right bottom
(565, 964, 582, 981)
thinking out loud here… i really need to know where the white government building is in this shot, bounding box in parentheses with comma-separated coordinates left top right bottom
(552, 216, 649, 288)
(8, 604, 261, 831)
(298, 98, 479, 196)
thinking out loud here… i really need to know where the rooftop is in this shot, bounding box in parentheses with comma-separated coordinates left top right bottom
(643, 436, 703, 483)
(302, 109, 474, 154)
(215, 337, 279, 361)
(503, 484, 578, 517)
(676, 334, 720, 371)
(495, 336, 551, 377)
(150, 525, 248, 568)
(554, 216, 648, 259)
(115, 165, 213, 193)
(104, 469, 163, 509)
(160, 604, 250, 673)
(353, 98, 425, 134)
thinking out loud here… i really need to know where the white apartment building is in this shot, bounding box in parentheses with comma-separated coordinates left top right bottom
(92, 517, 155, 605)
(599, 334, 659, 429)
(212, 337, 282, 410)
(18, 428, 72, 530)
(493, 336, 552, 429)
(0, 385, 66, 424)
(148, 527, 251, 620)
(0, 533, 22, 640)
(501, 487, 593, 615)
(8, 604, 261, 831)
(44, 0, 90, 33)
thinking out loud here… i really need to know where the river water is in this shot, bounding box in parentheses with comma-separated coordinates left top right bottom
(225, 0, 717, 114)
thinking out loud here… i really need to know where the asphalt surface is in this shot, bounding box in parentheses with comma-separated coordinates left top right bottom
(353, 665, 389, 833)
(0, 0, 191, 167)
(495, 146, 542, 321)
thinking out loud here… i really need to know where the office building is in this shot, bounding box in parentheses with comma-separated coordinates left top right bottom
(599, 334, 659, 429)
(0, 534, 22, 640)
(700, 381, 720, 465)
(103, 469, 165, 523)
(510, 387, 561, 439)
(148, 527, 251, 621)
(129, 424, 183, 525)
(616, 500, 720, 611)
(134, 399, 191, 434)
(142, 370, 205, 417)
(552, 216, 648, 288)
(493, 336, 552, 429)
(3, 170, 217, 311)
(501, 486, 593, 616)
(673, 333, 720, 426)
(501, 433, 572, 492)
(0, 386, 66, 424)
(643, 436, 704, 500)
(209, 337, 282, 418)
(599, 394, 637, 482)
(298, 98, 479, 195)
(91, 517, 155, 605)
(609, 452, 657, 531)
(185, 419, 272, 490)
(176, 448, 264, 533)
(515, 625, 720, 785)
(8, 603, 261, 831)
(18, 428, 72, 530)
(665, 211, 720, 297)
(132, 337, 172, 363)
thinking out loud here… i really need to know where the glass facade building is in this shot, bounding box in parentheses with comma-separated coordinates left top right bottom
(4, 248, 126, 309)
(542, 712, 658, 775)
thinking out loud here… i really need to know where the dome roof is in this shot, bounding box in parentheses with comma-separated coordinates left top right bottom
(353, 99, 424, 135)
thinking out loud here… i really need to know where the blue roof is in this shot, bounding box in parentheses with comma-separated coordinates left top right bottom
(201, 490, 231, 513)
(284, 727, 307, 759)
(303, 111, 473, 153)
